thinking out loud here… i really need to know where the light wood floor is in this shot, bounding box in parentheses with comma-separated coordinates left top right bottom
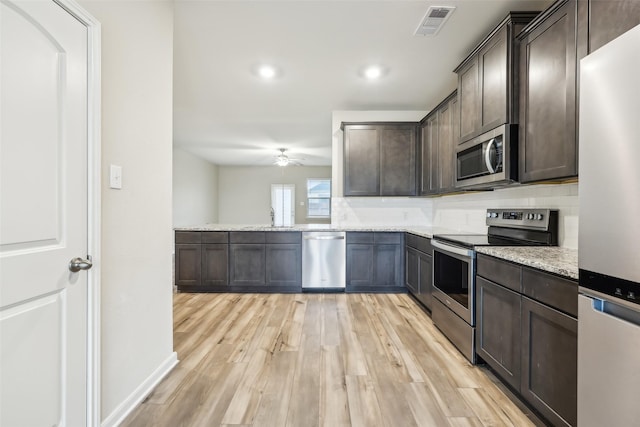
(122, 293, 541, 427)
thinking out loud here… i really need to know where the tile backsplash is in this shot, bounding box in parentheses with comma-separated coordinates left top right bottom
(331, 182, 578, 249)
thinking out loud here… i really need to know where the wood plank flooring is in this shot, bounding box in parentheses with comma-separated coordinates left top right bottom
(122, 293, 541, 427)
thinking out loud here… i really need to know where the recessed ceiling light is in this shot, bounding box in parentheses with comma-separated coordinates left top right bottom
(258, 65, 277, 79)
(365, 66, 382, 79)
(361, 65, 387, 80)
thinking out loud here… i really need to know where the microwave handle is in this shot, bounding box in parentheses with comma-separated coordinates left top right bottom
(484, 138, 497, 173)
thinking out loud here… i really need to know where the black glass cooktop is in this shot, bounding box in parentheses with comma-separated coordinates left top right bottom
(433, 234, 540, 249)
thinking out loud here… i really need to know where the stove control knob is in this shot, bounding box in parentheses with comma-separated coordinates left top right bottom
(492, 212, 499, 218)
(486, 212, 492, 218)
(526, 213, 534, 220)
(536, 214, 544, 221)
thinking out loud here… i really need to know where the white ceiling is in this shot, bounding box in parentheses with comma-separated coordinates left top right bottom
(173, 0, 551, 166)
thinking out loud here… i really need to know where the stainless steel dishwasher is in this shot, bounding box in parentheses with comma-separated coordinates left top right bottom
(302, 231, 346, 290)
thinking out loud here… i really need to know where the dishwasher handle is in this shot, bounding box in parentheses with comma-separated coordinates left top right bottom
(303, 235, 345, 240)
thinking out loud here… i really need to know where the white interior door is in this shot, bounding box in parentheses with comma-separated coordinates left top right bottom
(271, 184, 295, 226)
(1, 1, 90, 425)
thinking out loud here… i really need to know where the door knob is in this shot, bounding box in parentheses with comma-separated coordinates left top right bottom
(69, 256, 93, 272)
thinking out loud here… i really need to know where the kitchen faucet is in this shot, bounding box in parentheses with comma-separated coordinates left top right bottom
(270, 207, 275, 227)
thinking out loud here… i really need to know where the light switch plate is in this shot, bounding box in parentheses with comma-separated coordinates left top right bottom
(110, 164, 122, 189)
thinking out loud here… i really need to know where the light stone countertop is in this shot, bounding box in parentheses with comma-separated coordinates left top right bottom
(475, 246, 578, 280)
(175, 223, 439, 238)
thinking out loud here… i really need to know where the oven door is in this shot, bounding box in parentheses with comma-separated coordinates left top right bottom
(431, 239, 476, 325)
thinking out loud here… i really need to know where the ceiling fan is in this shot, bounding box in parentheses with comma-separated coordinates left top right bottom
(273, 148, 304, 167)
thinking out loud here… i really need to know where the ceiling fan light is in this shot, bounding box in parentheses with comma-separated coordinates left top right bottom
(276, 156, 289, 167)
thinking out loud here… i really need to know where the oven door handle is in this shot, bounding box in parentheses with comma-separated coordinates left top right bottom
(432, 239, 475, 257)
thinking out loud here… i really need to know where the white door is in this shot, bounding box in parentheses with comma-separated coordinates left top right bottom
(1, 1, 90, 426)
(271, 184, 295, 226)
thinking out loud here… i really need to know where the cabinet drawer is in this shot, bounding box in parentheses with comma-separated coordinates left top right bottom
(406, 233, 432, 254)
(374, 232, 402, 244)
(522, 267, 578, 317)
(477, 254, 521, 293)
(202, 231, 228, 244)
(347, 232, 374, 244)
(265, 231, 301, 244)
(175, 231, 201, 244)
(230, 231, 266, 244)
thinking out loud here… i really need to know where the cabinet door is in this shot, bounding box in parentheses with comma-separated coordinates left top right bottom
(476, 277, 521, 391)
(417, 251, 433, 310)
(346, 244, 374, 289)
(519, 0, 578, 182)
(344, 125, 380, 196)
(479, 26, 508, 131)
(437, 98, 456, 193)
(265, 244, 301, 288)
(458, 59, 481, 142)
(373, 244, 402, 288)
(405, 247, 419, 295)
(586, 0, 640, 53)
(419, 114, 438, 195)
(521, 296, 577, 427)
(229, 244, 266, 287)
(380, 126, 416, 196)
(175, 244, 202, 289)
(202, 244, 228, 288)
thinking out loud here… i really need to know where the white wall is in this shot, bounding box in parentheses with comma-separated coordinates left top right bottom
(218, 166, 332, 224)
(173, 147, 219, 226)
(78, 1, 176, 424)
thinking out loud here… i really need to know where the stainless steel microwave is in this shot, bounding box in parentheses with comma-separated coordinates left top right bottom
(455, 124, 518, 189)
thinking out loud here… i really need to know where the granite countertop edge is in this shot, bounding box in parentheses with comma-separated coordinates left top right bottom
(475, 246, 579, 280)
(175, 224, 436, 238)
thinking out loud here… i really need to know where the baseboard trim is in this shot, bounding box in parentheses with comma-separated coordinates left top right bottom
(101, 352, 178, 427)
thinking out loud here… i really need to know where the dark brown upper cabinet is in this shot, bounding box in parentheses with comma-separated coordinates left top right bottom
(518, 0, 578, 183)
(578, 0, 640, 56)
(454, 12, 539, 144)
(343, 123, 417, 197)
(419, 91, 457, 196)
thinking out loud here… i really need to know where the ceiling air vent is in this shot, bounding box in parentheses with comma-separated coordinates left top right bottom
(414, 6, 456, 36)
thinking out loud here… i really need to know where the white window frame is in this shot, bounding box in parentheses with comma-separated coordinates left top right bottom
(306, 178, 331, 219)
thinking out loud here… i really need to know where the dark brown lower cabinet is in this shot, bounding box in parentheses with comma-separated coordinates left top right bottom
(405, 245, 433, 310)
(476, 276, 521, 390)
(228, 231, 302, 292)
(265, 244, 301, 288)
(346, 232, 404, 292)
(202, 244, 229, 289)
(476, 254, 577, 426)
(521, 296, 577, 427)
(418, 253, 433, 309)
(229, 244, 266, 287)
(175, 243, 201, 289)
(346, 244, 374, 289)
(405, 248, 419, 294)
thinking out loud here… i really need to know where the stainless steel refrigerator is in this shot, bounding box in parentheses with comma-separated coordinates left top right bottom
(578, 23, 640, 427)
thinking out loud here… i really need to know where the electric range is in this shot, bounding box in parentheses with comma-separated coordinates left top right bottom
(430, 208, 559, 363)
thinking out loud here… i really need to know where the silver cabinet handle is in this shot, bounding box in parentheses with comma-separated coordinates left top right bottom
(69, 256, 93, 272)
(484, 138, 497, 173)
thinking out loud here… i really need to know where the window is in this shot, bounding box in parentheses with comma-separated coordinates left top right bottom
(307, 179, 331, 218)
